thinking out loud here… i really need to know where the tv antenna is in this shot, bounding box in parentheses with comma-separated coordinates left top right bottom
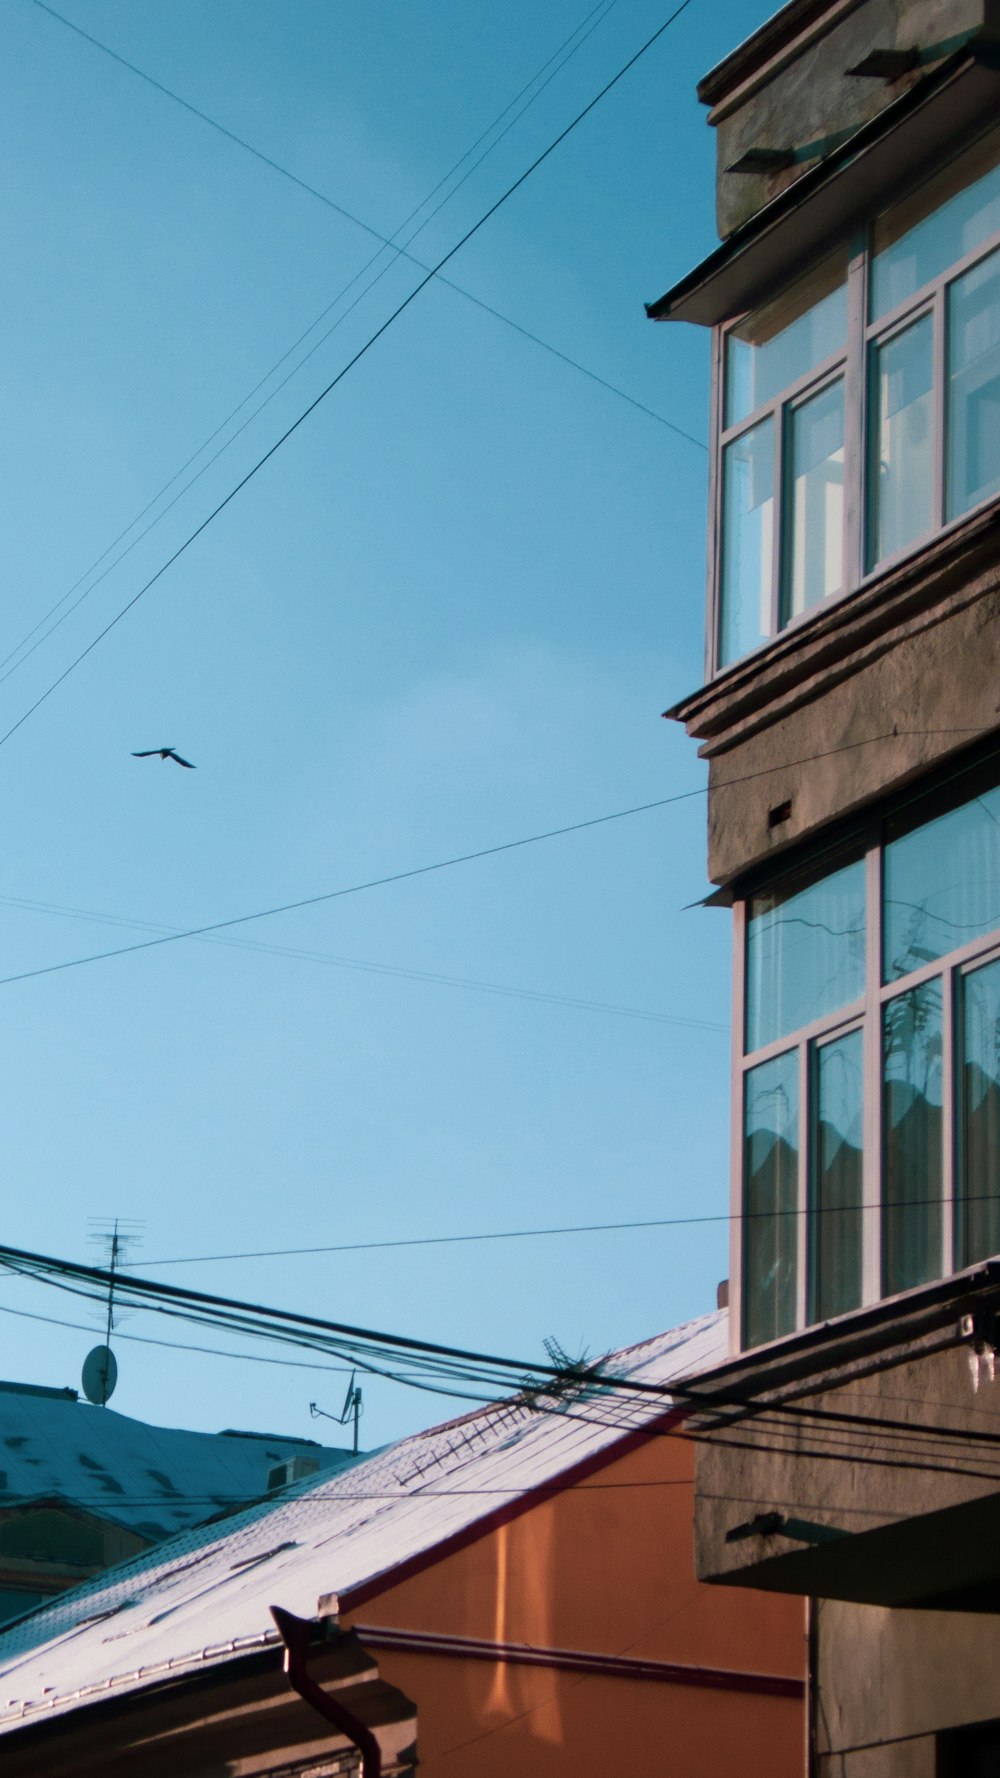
(82, 1218, 142, 1406)
(310, 1372, 363, 1454)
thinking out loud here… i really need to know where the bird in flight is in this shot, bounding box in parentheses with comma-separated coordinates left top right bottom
(132, 747, 196, 769)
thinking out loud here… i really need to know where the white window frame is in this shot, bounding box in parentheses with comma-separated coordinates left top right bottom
(731, 775, 1000, 1352)
(709, 127, 1000, 678)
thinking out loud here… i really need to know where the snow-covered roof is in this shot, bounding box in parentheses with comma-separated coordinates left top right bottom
(0, 1310, 726, 1734)
(0, 1381, 357, 1540)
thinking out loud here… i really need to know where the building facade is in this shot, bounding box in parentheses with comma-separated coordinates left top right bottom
(653, 1, 1000, 1769)
(0, 1377, 355, 1625)
(0, 1315, 806, 1778)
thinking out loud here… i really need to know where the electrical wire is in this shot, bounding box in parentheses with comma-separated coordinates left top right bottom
(134, 1187, 1000, 1268)
(7, 1238, 1000, 1466)
(0, 725, 985, 994)
(3, 0, 702, 719)
(7, 1, 702, 695)
(0, 0, 689, 748)
(0, 789, 705, 989)
(0, 888, 726, 1030)
(0, 1299, 359, 1375)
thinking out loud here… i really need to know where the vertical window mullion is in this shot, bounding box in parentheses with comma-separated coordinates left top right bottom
(797, 1039, 810, 1330)
(844, 233, 868, 594)
(932, 282, 948, 534)
(771, 404, 784, 640)
(862, 835, 883, 1304)
(730, 898, 747, 1355)
(941, 963, 956, 1277)
(708, 326, 724, 679)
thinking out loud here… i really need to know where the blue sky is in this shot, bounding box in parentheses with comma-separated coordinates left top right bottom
(0, 0, 778, 1452)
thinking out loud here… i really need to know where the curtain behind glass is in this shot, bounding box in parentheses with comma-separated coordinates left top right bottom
(961, 958, 1000, 1265)
(884, 785, 1000, 980)
(811, 1029, 863, 1321)
(883, 981, 943, 1294)
(743, 1052, 798, 1348)
(746, 858, 865, 1053)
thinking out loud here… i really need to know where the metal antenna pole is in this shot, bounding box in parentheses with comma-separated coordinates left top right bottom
(101, 1219, 119, 1404)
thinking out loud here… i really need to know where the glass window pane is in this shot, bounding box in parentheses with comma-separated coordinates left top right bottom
(960, 958, 1000, 1266)
(726, 253, 848, 427)
(883, 784, 1000, 981)
(719, 419, 774, 666)
(872, 128, 1000, 320)
(746, 858, 866, 1053)
(811, 1029, 863, 1322)
(883, 981, 943, 1295)
(784, 379, 845, 622)
(947, 246, 1000, 521)
(743, 1051, 799, 1348)
(868, 315, 934, 569)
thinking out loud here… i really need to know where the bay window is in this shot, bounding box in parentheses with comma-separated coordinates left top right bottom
(714, 123, 1000, 673)
(737, 764, 1000, 1348)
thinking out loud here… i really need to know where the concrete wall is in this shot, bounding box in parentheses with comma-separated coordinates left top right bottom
(672, 508, 1000, 885)
(694, 1338, 1000, 1592)
(343, 1427, 806, 1778)
(701, 0, 998, 238)
(816, 1597, 1000, 1771)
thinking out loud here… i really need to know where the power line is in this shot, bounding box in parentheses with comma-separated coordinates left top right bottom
(6, 5, 701, 697)
(0, 1299, 358, 1375)
(8, 5, 703, 698)
(0, 726, 986, 994)
(8, 1238, 1000, 1465)
(0, 789, 705, 990)
(0, 0, 697, 757)
(0, 888, 726, 1030)
(28, 0, 699, 444)
(133, 1186, 1000, 1269)
(9, 1246, 1000, 1498)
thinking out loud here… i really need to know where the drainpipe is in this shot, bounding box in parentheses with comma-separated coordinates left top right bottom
(270, 1605, 382, 1778)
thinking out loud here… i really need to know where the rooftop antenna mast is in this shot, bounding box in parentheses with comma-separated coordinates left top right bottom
(310, 1372, 363, 1454)
(82, 1217, 142, 1407)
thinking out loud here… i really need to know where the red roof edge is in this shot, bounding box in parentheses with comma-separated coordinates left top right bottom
(332, 1401, 689, 1616)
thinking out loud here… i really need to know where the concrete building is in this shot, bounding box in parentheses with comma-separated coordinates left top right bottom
(0, 1314, 806, 1777)
(0, 1377, 355, 1625)
(652, 0, 1000, 1769)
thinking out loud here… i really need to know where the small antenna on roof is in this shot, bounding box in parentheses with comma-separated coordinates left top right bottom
(309, 1372, 364, 1453)
(82, 1217, 142, 1406)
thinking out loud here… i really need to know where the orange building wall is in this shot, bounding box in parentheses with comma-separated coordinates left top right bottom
(342, 1420, 805, 1777)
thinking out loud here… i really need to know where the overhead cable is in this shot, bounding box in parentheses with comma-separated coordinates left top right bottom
(0, 725, 985, 993)
(2, 0, 699, 746)
(10, 3, 701, 693)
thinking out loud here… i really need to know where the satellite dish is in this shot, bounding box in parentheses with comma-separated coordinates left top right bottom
(82, 1344, 118, 1406)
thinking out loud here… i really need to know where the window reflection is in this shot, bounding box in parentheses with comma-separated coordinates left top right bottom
(719, 420, 774, 666)
(726, 254, 848, 427)
(811, 1029, 863, 1321)
(947, 247, 1000, 521)
(872, 129, 1000, 320)
(743, 1052, 798, 1349)
(883, 981, 943, 1295)
(785, 379, 845, 621)
(869, 316, 934, 568)
(960, 959, 1000, 1266)
(884, 785, 1000, 980)
(746, 858, 865, 1053)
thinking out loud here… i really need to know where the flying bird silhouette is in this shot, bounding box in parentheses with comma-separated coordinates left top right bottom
(132, 747, 196, 769)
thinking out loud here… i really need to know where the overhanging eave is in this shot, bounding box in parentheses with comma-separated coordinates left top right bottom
(647, 48, 1000, 328)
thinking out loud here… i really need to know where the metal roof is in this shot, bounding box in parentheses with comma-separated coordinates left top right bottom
(0, 1384, 356, 1541)
(0, 1310, 726, 1732)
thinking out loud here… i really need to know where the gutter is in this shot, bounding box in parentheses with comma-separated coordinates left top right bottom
(270, 1607, 382, 1778)
(350, 1622, 803, 1700)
